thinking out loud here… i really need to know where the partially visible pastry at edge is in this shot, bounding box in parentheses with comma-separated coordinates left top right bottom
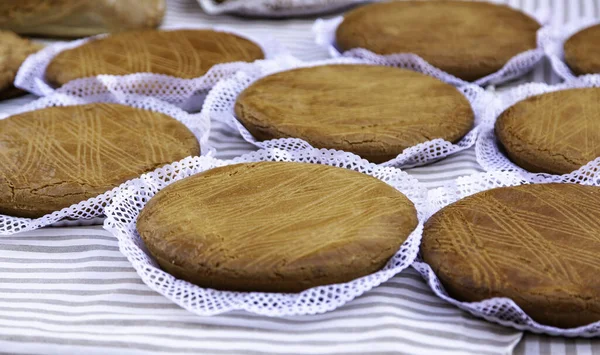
(495, 88, 600, 175)
(137, 162, 419, 293)
(0, 0, 165, 37)
(564, 24, 600, 75)
(336, 1, 540, 81)
(0, 30, 43, 100)
(234, 65, 474, 163)
(421, 183, 600, 328)
(0, 103, 200, 218)
(45, 29, 264, 87)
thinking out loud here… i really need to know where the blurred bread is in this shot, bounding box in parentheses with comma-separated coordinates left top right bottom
(0, 0, 165, 38)
(0, 30, 43, 99)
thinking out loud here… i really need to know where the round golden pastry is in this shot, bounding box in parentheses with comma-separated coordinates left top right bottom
(45, 29, 264, 87)
(421, 183, 600, 328)
(336, 1, 540, 81)
(0, 103, 200, 218)
(136, 162, 419, 293)
(564, 24, 600, 75)
(0, 0, 165, 37)
(495, 88, 600, 175)
(0, 30, 43, 100)
(234, 65, 474, 163)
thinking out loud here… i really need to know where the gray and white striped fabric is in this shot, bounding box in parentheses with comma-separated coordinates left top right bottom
(0, 0, 598, 354)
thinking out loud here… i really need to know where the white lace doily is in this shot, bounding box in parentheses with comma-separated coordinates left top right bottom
(413, 170, 600, 337)
(476, 76, 600, 182)
(313, 6, 548, 87)
(197, 0, 365, 17)
(202, 56, 496, 168)
(543, 17, 600, 81)
(0, 92, 211, 235)
(103, 147, 428, 316)
(14, 26, 287, 111)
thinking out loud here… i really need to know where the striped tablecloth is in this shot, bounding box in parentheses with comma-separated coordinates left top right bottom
(0, 1, 598, 354)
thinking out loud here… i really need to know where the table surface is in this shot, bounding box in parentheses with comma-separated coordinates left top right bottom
(0, 0, 598, 354)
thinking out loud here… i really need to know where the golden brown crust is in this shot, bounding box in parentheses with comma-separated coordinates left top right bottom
(336, 1, 540, 81)
(495, 88, 600, 175)
(45, 29, 264, 87)
(564, 24, 600, 76)
(421, 183, 600, 328)
(0, 30, 43, 99)
(137, 162, 418, 293)
(0, 103, 200, 218)
(0, 0, 79, 27)
(0, 0, 165, 38)
(234, 65, 474, 163)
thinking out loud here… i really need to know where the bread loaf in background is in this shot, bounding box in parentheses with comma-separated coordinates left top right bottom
(0, 0, 165, 37)
(0, 30, 43, 99)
